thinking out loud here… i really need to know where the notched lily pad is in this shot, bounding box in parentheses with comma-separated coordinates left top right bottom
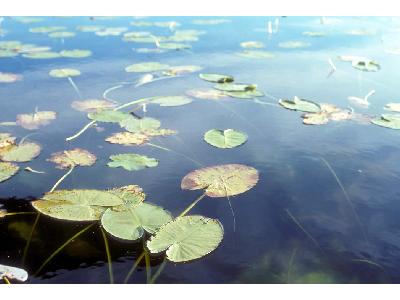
(0, 162, 19, 183)
(119, 117, 161, 133)
(105, 132, 150, 146)
(199, 73, 234, 83)
(88, 110, 130, 123)
(49, 68, 81, 78)
(0, 142, 41, 162)
(150, 96, 193, 107)
(371, 114, 400, 130)
(16, 110, 56, 130)
(71, 99, 117, 113)
(279, 96, 321, 113)
(108, 153, 158, 171)
(204, 129, 247, 149)
(338, 55, 380, 72)
(48, 148, 96, 169)
(186, 88, 229, 100)
(125, 62, 170, 73)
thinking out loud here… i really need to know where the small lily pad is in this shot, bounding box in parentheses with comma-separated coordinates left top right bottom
(159, 43, 191, 50)
(105, 132, 150, 146)
(0, 142, 41, 162)
(29, 26, 66, 33)
(279, 96, 321, 113)
(60, 49, 92, 58)
(338, 56, 380, 72)
(71, 99, 116, 113)
(0, 264, 28, 282)
(0, 50, 19, 58)
(186, 88, 229, 100)
(147, 215, 224, 263)
(0, 162, 19, 183)
(214, 83, 257, 92)
(22, 52, 61, 59)
(76, 25, 105, 32)
(108, 153, 158, 171)
(88, 110, 130, 123)
(48, 148, 96, 169)
(371, 114, 400, 130)
(181, 164, 259, 198)
(16, 110, 57, 130)
(101, 202, 173, 241)
(119, 117, 161, 133)
(0, 72, 22, 83)
(278, 41, 310, 49)
(125, 62, 170, 73)
(199, 73, 234, 83)
(302, 31, 326, 37)
(48, 31, 76, 38)
(204, 129, 247, 149)
(150, 96, 193, 107)
(49, 68, 81, 78)
(224, 89, 264, 99)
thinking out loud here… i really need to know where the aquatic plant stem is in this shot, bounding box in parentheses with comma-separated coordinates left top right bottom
(100, 228, 114, 284)
(144, 246, 152, 284)
(123, 252, 145, 284)
(3, 212, 36, 217)
(147, 142, 203, 167)
(102, 84, 124, 104)
(34, 223, 95, 277)
(22, 213, 40, 265)
(179, 192, 207, 217)
(67, 76, 83, 99)
(49, 165, 75, 193)
(65, 120, 96, 141)
(286, 247, 297, 284)
(149, 259, 166, 284)
(2, 276, 11, 284)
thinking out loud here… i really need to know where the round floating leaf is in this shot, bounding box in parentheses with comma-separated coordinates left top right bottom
(385, 103, 400, 113)
(236, 50, 275, 59)
(199, 73, 234, 83)
(101, 202, 173, 241)
(0, 264, 28, 282)
(22, 52, 61, 59)
(0, 142, 41, 162)
(88, 110, 130, 123)
(0, 50, 19, 58)
(224, 89, 264, 99)
(125, 62, 170, 73)
(48, 148, 96, 169)
(107, 185, 146, 205)
(142, 128, 177, 137)
(0, 72, 22, 83)
(0, 162, 19, 183)
(48, 31, 76, 38)
(0, 133, 16, 148)
(147, 215, 224, 263)
(60, 49, 92, 58)
(108, 153, 158, 171)
(105, 132, 150, 146)
(186, 88, 229, 100)
(204, 129, 247, 149)
(32, 189, 124, 221)
(371, 114, 400, 130)
(71, 99, 117, 113)
(119, 117, 161, 133)
(163, 65, 202, 76)
(181, 164, 259, 198)
(279, 96, 321, 113)
(278, 41, 310, 49)
(49, 68, 81, 78)
(150, 96, 192, 107)
(16, 110, 56, 130)
(158, 42, 191, 50)
(240, 41, 265, 49)
(214, 83, 257, 92)
(29, 26, 66, 33)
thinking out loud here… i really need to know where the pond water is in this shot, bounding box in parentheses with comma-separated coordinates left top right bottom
(1, 16, 400, 284)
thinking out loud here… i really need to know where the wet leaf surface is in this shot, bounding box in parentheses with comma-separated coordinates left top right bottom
(108, 153, 159, 171)
(204, 129, 247, 148)
(48, 148, 97, 169)
(16, 110, 57, 130)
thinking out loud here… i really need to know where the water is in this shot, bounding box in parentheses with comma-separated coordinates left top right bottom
(1, 16, 400, 284)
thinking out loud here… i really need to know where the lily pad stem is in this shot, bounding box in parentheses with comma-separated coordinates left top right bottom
(2, 276, 11, 284)
(23, 212, 40, 265)
(50, 165, 75, 193)
(178, 192, 207, 218)
(123, 252, 145, 284)
(67, 76, 83, 99)
(101, 228, 114, 284)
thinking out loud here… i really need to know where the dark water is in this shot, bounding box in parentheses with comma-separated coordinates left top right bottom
(1, 16, 400, 284)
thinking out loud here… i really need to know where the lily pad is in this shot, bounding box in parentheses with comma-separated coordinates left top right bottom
(29, 26, 66, 33)
(371, 114, 400, 130)
(0, 72, 22, 83)
(48, 148, 96, 169)
(214, 83, 257, 92)
(16, 110, 57, 130)
(105, 132, 150, 146)
(0, 50, 19, 58)
(224, 89, 264, 99)
(192, 19, 230, 25)
(108, 185, 146, 205)
(71, 99, 116, 113)
(142, 128, 177, 137)
(158, 43, 191, 50)
(199, 73, 234, 83)
(48, 31, 76, 38)
(240, 41, 265, 48)
(125, 62, 170, 73)
(49, 68, 81, 78)
(108, 153, 158, 171)
(278, 41, 310, 49)
(150, 96, 193, 107)
(384, 103, 400, 112)
(279, 96, 321, 113)
(186, 88, 229, 100)
(88, 110, 130, 123)
(32, 189, 125, 221)
(302, 112, 330, 125)
(338, 55, 380, 72)
(0, 162, 19, 183)
(60, 49, 92, 58)
(181, 164, 259, 198)
(0, 264, 28, 282)
(119, 117, 161, 133)
(163, 65, 202, 76)
(204, 129, 247, 149)
(147, 215, 224, 263)
(0, 142, 41, 162)
(76, 25, 105, 32)
(236, 50, 275, 59)
(22, 52, 61, 59)
(0, 133, 16, 148)
(101, 202, 173, 241)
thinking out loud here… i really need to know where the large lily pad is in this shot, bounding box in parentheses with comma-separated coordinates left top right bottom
(71, 99, 117, 113)
(199, 73, 234, 83)
(0, 162, 19, 183)
(16, 110, 56, 130)
(147, 215, 224, 263)
(385, 103, 400, 113)
(101, 202, 173, 241)
(150, 96, 192, 107)
(279, 96, 321, 113)
(181, 164, 259, 198)
(0, 264, 28, 282)
(88, 110, 130, 123)
(371, 114, 400, 129)
(214, 83, 257, 92)
(48, 148, 96, 169)
(108, 153, 158, 171)
(0, 142, 41, 162)
(105, 132, 150, 146)
(49, 68, 81, 78)
(0, 72, 22, 83)
(32, 189, 125, 221)
(204, 129, 247, 149)
(60, 49, 92, 58)
(125, 62, 170, 73)
(119, 117, 161, 133)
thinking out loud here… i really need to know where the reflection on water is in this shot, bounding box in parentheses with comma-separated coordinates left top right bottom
(2, 16, 400, 283)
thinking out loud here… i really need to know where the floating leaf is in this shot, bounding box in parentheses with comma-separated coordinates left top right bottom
(214, 83, 257, 92)
(278, 41, 310, 49)
(71, 99, 116, 113)
(302, 104, 351, 125)
(22, 51, 61, 59)
(119, 117, 161, 133)
(186, 88, 229, 100)
(338, 55, 380, 72)
(279, 96, 321, 113)
(49, 68, 81, 78)
(29, 26, 66, 33)
(88, 110, 130, 123)
(302, 112, 330, 125)
(16, 110, 56, 130)
(0, 133, 16, 148)
(204, 129, 247, 149)
(105, 132, 150, 146)
(224, 89, 264, 99)
(107, 185, 146, 205)
(240, 41, 265, 49)
(150, 96, 192, 107)
(163, 65, 202, 76)
(158, 42, 191, 50)
(143, 128, 177, 137)
(236, 50, 275, 59)
(147, 215, 224, 263)
(371, 114, 400, 130)
(0, 142, 41, 162)
(302, 31, 326, 37)
(0, 72, 22, 83)
(384, 103, 400, 112)
(48, 148, 96, 169)
(95, 27, 128, 36)
(0, 264, 28, 282)
(125, 62, 170, 73)
(76, 25, 105, 32)
(0, 162, 19, 183)
(48, 31, 76, 38)
(199, 73, 234, 83)
(32, 189, 124, 221)
(60, 49, 92, 58)
(181, 164, 259, 198)
(0, 50, 18, 58)
(108, 153, 158, 171)
(101, 202, 173, 241)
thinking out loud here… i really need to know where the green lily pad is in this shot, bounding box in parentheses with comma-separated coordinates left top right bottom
(31, 189, 125, 221)
(0, 142, 41, 162)
(224, 89, 264, 99)
(101, 202, 173, 241)
(278, 41, 310, 49)
(49, 68, 81, 78)
(48, 148, 96, 169)
(279, 96, 321, 113)
(150, 96, 193, 107)
(16, 110, 57, 130)
(60, 49, 92, 58)
(384, 103, 400, 112)
(147, 215, 224, 263)
(181, 164, 259, 198)
(371, 114, 400, 129)
(108, 153, 159, 171)
(199, 73, 234, 83)
(71, 99, 117, 113)
(236, 50, 275, 59)
(0, 162, 19, 183)
(125, 62, 170, 73)
(163, 65, 202, 76)
(119, 117, 161, 133)
(107, 185, 146, 205)
(0, 264, 28, 282)
(76, 25, 105, 32)
(29, 26, 67, 33)
(158, 43, 191, 50)
(204, 129, 247, 149)
(214, 83, 257, 92)
(0, 50, 19, 58)
(88, 110, 130, 123)
(22, 52, 61, 59)
(48, 31, 76, 38)
(105, 132, 150, 146)
(0, 72, 22, 83)
(338, 55, 380, 72)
